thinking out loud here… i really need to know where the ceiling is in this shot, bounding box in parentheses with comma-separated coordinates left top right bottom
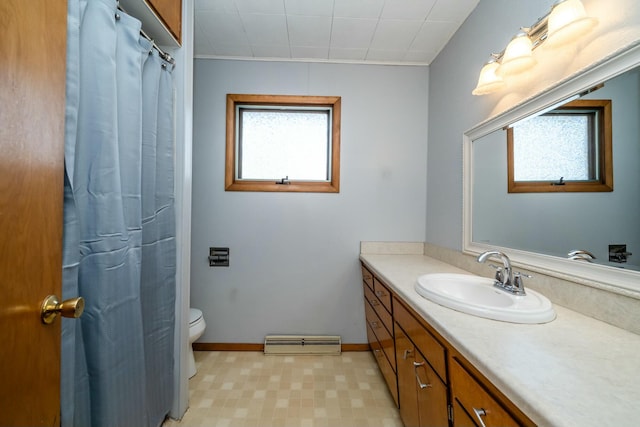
(194, 0, 479, 65)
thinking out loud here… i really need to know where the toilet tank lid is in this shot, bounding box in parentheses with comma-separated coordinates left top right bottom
(189, 308, 203, 324)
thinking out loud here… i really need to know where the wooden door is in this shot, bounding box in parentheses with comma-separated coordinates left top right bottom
(0, 1, 67, 425)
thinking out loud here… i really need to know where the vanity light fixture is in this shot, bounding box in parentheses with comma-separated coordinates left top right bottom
(546, 0, 598, 47)
(497, 31, 536, 76)
(472, 55, 506, 96)
(472, 0, 598, 96)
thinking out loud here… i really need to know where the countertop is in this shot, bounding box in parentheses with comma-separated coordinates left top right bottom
(360, 253, 640, 427)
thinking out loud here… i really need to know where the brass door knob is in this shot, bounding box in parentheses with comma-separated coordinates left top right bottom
(40, 295, 84, 324)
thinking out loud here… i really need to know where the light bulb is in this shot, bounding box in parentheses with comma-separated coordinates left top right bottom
(546, 0, 597, 48)
(497, 32, 536, 76)
(472, 59, 505, 96)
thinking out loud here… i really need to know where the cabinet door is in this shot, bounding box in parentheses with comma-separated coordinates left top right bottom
(395, 327, 420, 427)
(146, 0, 182, 43)
(415, 352, 449, 427)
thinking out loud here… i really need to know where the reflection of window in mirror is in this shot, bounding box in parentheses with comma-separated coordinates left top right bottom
(507, 99, 613, 193)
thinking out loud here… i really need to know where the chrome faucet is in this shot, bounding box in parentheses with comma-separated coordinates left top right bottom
(477, 250, 527, 296)
(568, 249, 596, 262)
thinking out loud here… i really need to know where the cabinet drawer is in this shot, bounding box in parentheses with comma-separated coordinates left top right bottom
(363, 284, 393, 333)
(452, 399, 479, 427)
(451, 358, 519, 427)
(393, 298, 447, 383)
(373, 277, 392, 313)
(364, 299, 395, 368)
(368, 324, 399, 406)
(361, 264, 374, 290)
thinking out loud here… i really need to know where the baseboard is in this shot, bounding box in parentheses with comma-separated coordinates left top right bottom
(342, 343, 370, 352)
(192, 343, 371, 352)
(193, 343, 263, 351)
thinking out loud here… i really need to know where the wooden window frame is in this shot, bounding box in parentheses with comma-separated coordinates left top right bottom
(507, 99, 613, 193)
(225, 94, 341, 193)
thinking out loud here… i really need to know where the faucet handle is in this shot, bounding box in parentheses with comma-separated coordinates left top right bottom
(512, 271, 532, 295)
(488, 264, 504, 283)
(514, 271, 532, 278)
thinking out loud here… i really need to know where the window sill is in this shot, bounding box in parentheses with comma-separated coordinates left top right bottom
(225, 180, 340, 193)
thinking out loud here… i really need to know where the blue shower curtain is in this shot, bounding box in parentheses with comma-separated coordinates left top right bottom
(62, 1, 176, 426)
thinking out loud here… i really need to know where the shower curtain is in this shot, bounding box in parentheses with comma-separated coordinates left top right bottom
(62, 0, 176, 426)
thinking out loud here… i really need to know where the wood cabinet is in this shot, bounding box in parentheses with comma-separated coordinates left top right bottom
(361, 262, 535, 427)
(395, 329, 421, 426)
(362, 265, 398, 406)
(449, 355, 534, 427)
(394, 301, 449, 427)
(393, 297, 446, 382)
(119, 0, 182, 46)
(146, 0, 182, 43)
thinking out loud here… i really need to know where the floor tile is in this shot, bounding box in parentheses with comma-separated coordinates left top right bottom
(163, 351, 402, 426)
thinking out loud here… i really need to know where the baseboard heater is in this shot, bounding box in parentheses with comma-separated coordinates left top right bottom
(264, 335, 341, 355)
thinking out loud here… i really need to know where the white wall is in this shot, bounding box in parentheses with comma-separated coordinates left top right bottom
(426, 0, 640, 251)
(191, 60, 428, 343)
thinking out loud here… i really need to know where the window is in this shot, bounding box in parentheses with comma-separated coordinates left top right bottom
(507, 99, 613, 193)
(225, 94, 341, 193)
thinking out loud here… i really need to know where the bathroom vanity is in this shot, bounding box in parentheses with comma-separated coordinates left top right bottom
(360, 251, 640, 427)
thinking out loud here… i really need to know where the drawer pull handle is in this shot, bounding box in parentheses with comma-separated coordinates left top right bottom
(413, 361, 432, 389)
(375, 290, 385, 297)
(403, 349, 413, 360)
(473, 408, 488, 427)
(371, 321, 379, 329)
(371, 299, 380, 306)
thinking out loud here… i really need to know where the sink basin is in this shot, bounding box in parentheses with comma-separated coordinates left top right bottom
(415, 273, 556, 324)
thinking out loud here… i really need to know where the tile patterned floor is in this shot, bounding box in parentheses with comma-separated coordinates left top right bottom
(163, 351, 402, 427)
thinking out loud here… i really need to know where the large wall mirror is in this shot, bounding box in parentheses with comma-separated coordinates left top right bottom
(464, 43, 640, 295)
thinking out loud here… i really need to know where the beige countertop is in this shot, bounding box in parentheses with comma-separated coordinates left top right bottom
(360, 253, 640, 427)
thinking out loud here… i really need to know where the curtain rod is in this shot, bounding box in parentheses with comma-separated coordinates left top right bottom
(116, 3, 175, 65)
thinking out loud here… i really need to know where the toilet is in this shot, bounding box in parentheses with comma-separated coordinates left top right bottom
(188, 308, 206, 378)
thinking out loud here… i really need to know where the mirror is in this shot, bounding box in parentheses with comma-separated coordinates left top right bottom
(464, 43, 640, 294)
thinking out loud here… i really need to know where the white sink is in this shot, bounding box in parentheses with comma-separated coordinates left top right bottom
(415, 273, 556, 324)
